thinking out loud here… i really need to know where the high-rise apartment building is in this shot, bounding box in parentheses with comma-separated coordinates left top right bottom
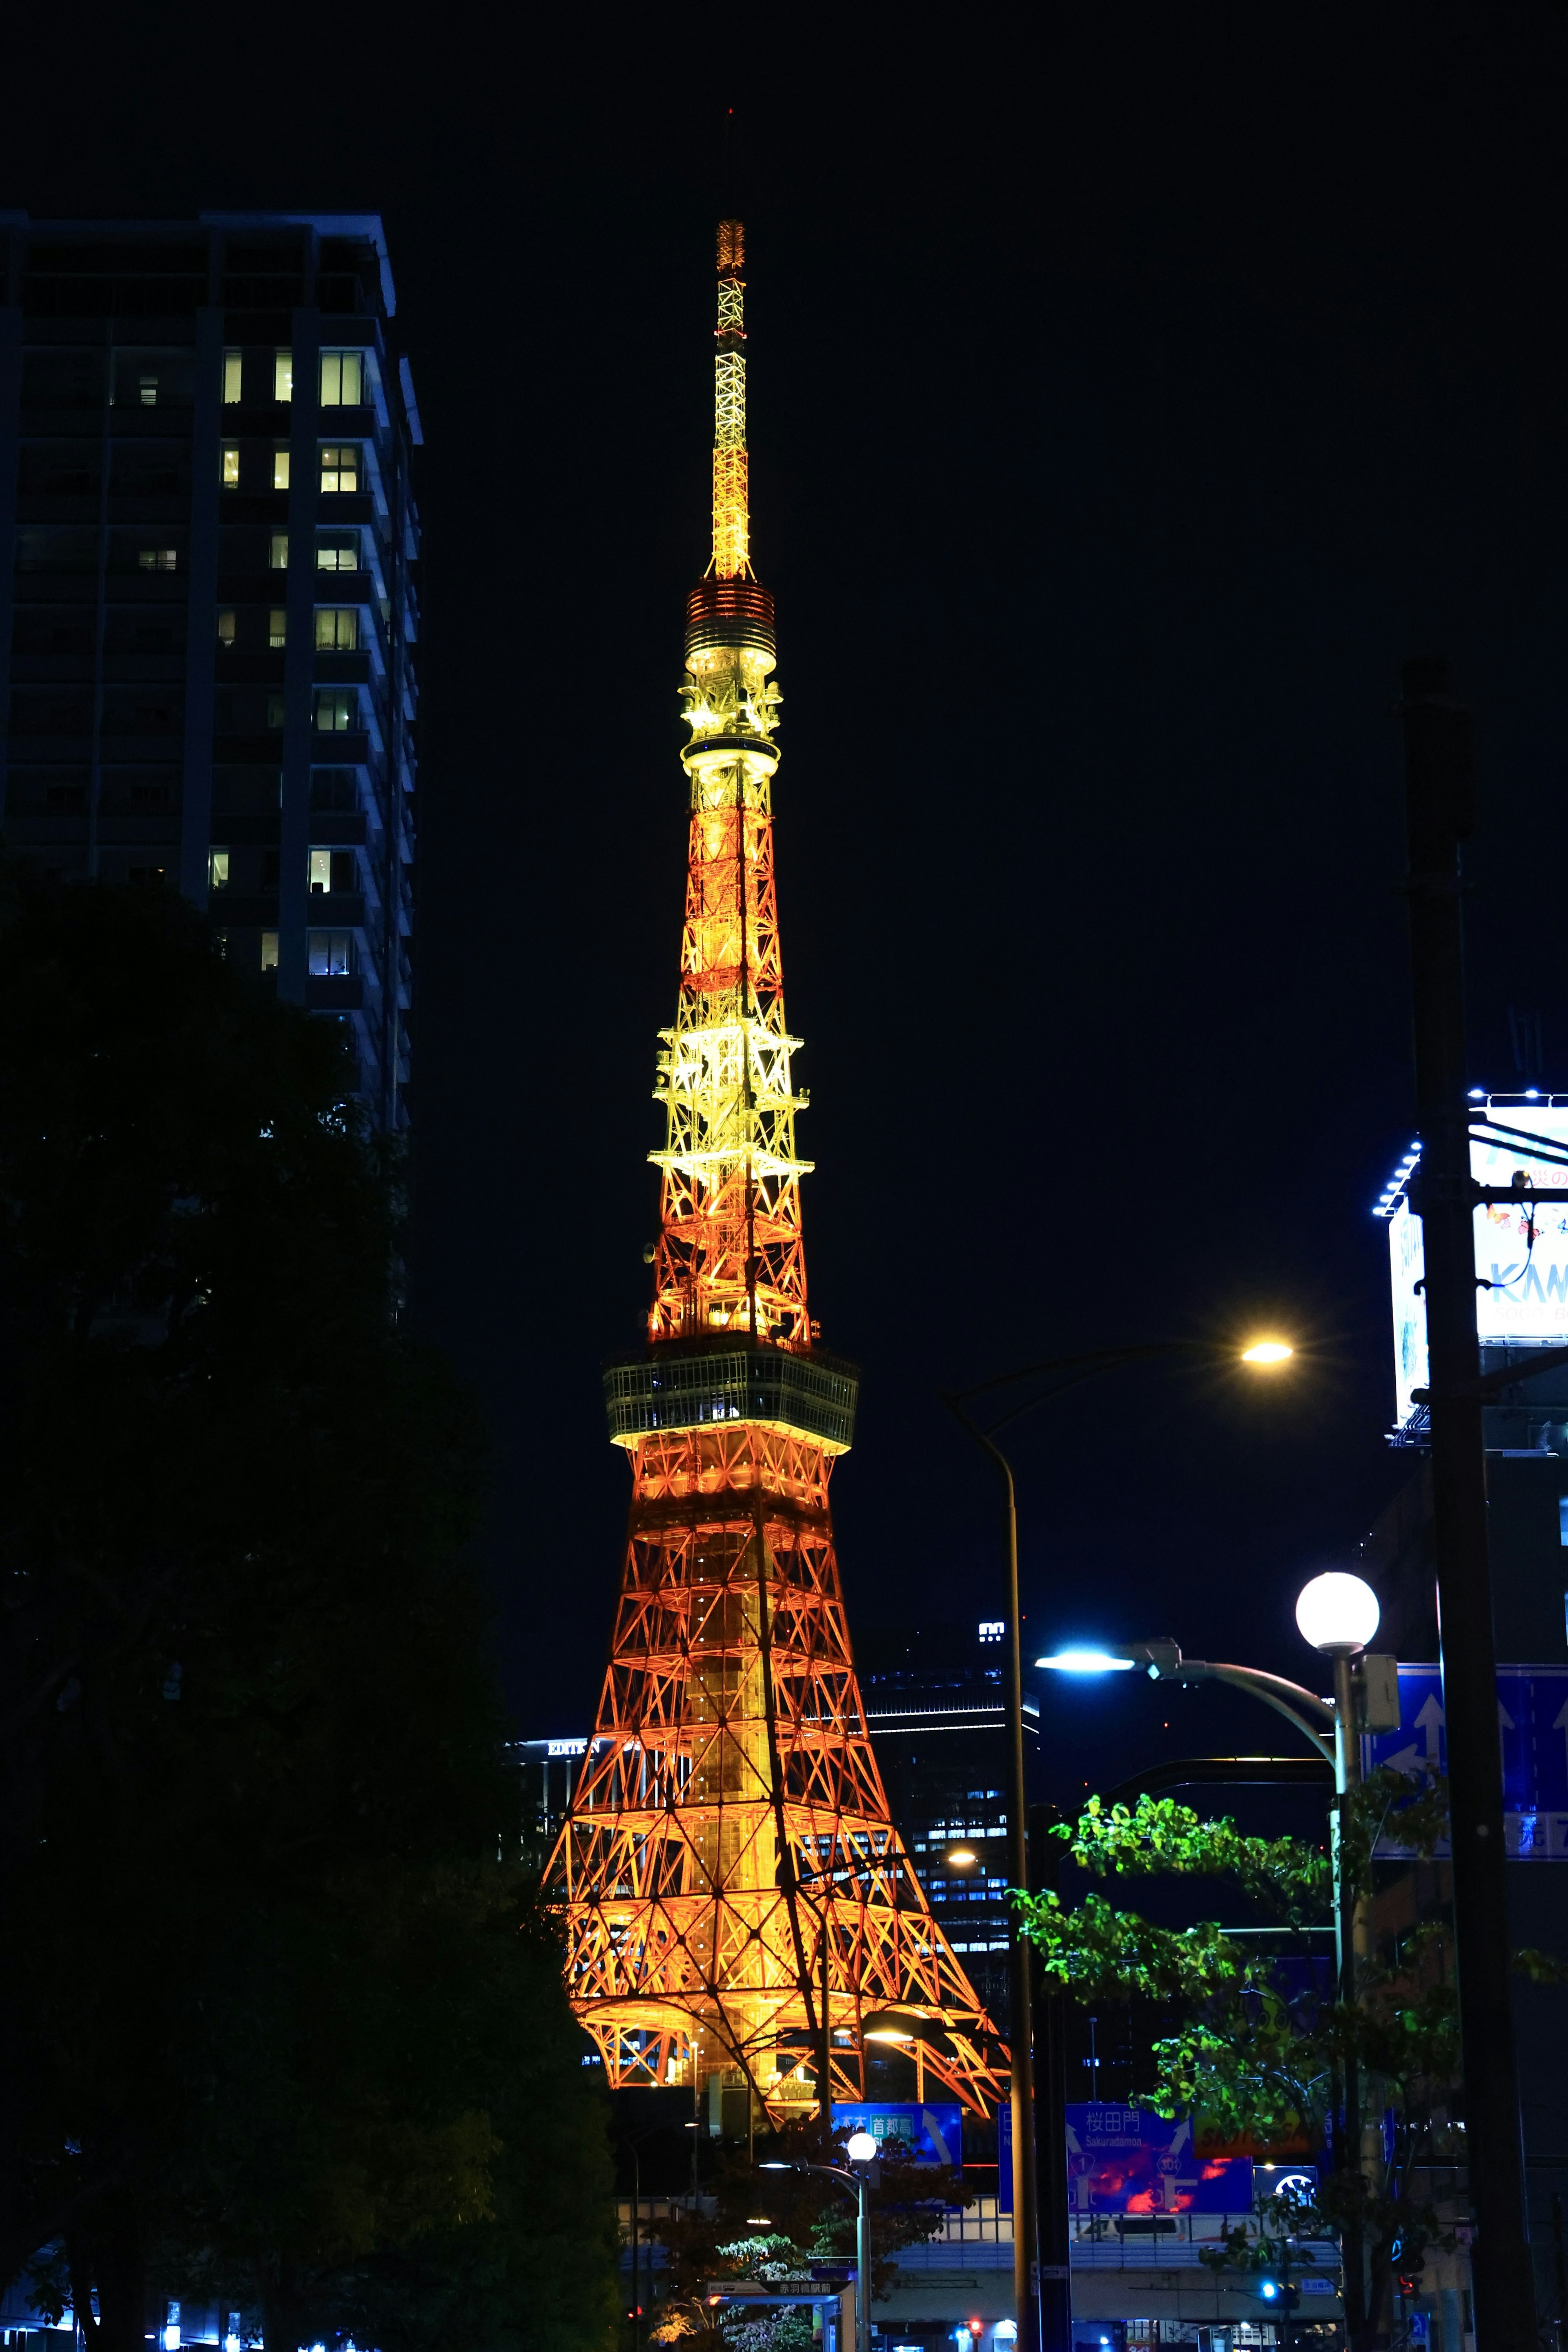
(0, 213, 419, 1127)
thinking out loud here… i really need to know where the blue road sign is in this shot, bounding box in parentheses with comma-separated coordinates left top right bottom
(831, 2100, 962, 2167)
(1364, 1663, 1568, 1860)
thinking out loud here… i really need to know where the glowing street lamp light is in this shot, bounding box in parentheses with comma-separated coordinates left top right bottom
(1033, 1649, 1137, 1675)
(1295, 1570, 1380, 1657)
(1241, 1338, 1294, 1366)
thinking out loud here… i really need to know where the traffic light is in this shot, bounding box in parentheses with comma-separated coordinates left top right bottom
(1258, 2278, 1301, 2314)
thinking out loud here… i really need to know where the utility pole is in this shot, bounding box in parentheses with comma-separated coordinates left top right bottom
(1401, 656, 1536, 2343)
(1028, 1803, 1072, 2352)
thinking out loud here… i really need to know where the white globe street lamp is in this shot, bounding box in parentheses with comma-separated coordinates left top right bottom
(1295, 1571, 1381, 1657)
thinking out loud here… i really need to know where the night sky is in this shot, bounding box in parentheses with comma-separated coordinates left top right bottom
(8, 2, 1568, 1810)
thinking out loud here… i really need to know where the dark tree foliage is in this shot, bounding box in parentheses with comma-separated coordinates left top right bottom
(0, 873, 617, 2352)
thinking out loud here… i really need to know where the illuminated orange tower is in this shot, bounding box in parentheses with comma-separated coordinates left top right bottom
(547, 222, 1001, 2130)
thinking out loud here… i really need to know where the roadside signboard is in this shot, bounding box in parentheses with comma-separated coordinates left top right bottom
(1364, 1663, 1568, 1859)
(831, 2100, 962, 2167)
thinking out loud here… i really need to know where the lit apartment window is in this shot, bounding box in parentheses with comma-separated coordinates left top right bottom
(266, 691, 286, 730)
(209, 849, 231, 890)
(216, 610, 236, 649)
(138, 374, 158, 408)
(319, 350, 363, 407)
(138, 548, 177, 572)
(314, 608, 358, 651)
(269, 533, 289, 570)
(314, 689, 355, 733)
(221, 445, 240, 488)
(261, 931, 279, 972)
(319, 445, 359, 494)
(316, 534, 359, 572)
(274, 352, 293, 403)
(307, 931, 354, 978)
(222, 350, 243, 403)
(273, 450, 291, 492)
(269, 610, 287, 649)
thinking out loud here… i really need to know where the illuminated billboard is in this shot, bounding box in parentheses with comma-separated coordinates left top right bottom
(1378, 1098, 1568, 1429)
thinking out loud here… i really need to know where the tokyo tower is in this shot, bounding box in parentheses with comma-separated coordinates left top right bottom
(546, 220, 1002, 2132)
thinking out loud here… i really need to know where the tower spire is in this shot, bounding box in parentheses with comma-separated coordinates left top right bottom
(710, 217, 751, 580)
(546, 225, 1003, 2134)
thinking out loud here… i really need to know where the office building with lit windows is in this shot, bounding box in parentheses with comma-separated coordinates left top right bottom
(0, 213, 419, 1127)
(850, 1620, 1038, 2032)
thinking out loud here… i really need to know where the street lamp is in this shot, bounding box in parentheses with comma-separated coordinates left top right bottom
(942, 1332, 1296, 2352)
(1036, 1570, 1381, 2340)
(761, 2130, 879, 2352)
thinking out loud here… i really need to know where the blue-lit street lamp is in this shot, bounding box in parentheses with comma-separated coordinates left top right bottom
(941, 1334, 1296, 2352)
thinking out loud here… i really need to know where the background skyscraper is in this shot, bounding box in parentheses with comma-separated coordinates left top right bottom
(0, 213, 419, 1128)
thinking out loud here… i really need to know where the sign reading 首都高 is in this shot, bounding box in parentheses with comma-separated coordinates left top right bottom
(830, 2101, 962, 2169)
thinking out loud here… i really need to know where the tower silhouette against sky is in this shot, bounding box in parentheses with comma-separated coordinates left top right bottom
(547, 223, 1002, 2131)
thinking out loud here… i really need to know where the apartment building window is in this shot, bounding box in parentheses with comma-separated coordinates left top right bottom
(269, 610, 287, 649)
(314, 608, 358, 652)
(223, 350, 243, 403)
(266, 692, 286, 730)
(138, 548, 177, 572)
(273, 450, 291, 492)
(307, 931, 355, 978)
(209, 849, 230, 891)
(319, 445, 359, 494)
(309, 849, 357, 895)
(220, 445, 240, 488)
(261, 932, 279, 971)
(314, 689, 355, 733)
(269, 533, 289, 570)
(319, 350, 363, 406)
(274, 352, 293, 403)
(316, 534, 359, 572)
(311, 768, 359, 811)
(216, 610, 236, 649)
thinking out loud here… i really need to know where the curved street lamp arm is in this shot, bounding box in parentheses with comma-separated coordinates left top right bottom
(1156, 1657, 1336, 1766)
(947, 1341, 1212, 1412)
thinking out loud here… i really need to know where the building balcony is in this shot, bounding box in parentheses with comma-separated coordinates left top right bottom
(305, 975, 363, 1011)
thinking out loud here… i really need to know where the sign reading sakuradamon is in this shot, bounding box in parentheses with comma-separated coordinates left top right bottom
(1384, 1099, 1568, 1427)
(1365, 1663, 1568, 1860)
(829, 2102, 961, 2169)
(1064, 2106, 1255, 2216)
(996, 2103, 1283, 2216)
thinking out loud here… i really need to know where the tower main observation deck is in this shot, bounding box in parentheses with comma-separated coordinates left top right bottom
(546, 222, 1003, 2130)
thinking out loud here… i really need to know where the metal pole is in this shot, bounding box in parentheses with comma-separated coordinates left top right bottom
(1331, 1650, 1367, 2343)
(1028, 1802, 1072, 2352)
(1401, 657, 1535, 2343)
(935, 1405, 1043, 2352)
(995, 1439, 1041, 2352)
(855, 2169, 870, 2352)
(630, 2141, 640, 2352)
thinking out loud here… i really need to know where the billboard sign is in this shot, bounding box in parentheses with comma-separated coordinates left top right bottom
(1382, 1102, 1568, 1428)
(1065, 2105, 1254, 2216)
(831, 2101, 961, 2168)
(1364, 1663, 1568, 1860)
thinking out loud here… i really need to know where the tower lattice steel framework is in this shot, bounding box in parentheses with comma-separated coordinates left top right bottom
(546, 222, 1004, 2128)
